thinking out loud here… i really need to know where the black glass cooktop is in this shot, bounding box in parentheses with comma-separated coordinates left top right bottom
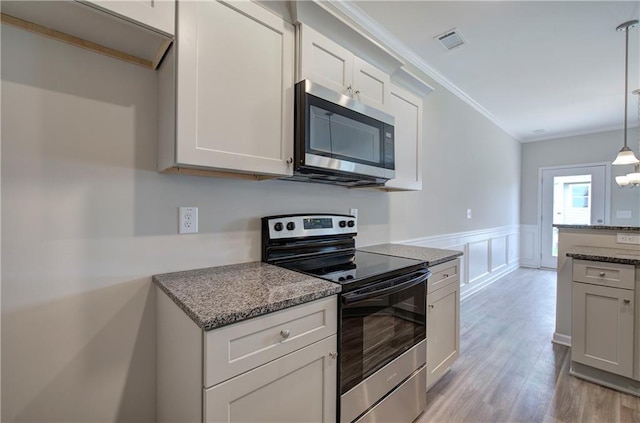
(279, 250, 425, 288)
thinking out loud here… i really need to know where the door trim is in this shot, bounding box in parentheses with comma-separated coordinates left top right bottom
(537, 162, 611, 269)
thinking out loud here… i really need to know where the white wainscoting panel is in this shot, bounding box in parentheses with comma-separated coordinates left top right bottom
(507, 233, 519, 265)
(468, 240, 490, 282)
(490, 236, 507, 272)
(400, 225, 521, 301)
(520, 224, 540, 268)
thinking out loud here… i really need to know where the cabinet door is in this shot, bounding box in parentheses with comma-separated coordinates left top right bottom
(426, 280, 460, 390)
(572, 282, 634, 378)
(177, 0, 294, 177)
(299, 25, 353, 96)
(80, 0, 175, 36)
(384, 84, 422, 191)
(352, 56, 391, 112)
(205, 335, 337, 423)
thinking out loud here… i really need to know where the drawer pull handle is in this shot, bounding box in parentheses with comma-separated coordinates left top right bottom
(599, 272, 606, 277)
(624, 299, 631, 304)
(443, 273, 449, 278)
(329, 352, 338, 359)
(280, 329, 290, 339)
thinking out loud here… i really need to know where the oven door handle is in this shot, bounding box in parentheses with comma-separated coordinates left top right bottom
(341, 270, 431, 305)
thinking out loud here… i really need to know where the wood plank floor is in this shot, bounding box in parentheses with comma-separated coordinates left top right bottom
(416, 267, 640, 423)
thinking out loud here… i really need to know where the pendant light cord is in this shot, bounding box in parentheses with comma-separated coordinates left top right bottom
(623, 26, 629, 149)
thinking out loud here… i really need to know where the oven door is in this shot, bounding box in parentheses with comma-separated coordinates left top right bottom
(339, 269, 428, 396)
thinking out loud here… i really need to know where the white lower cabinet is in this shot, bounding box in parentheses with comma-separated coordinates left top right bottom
(205, 335, 337, 423)
(571, 260, 636, 378)
(157, 291, 338, 423)
(426, 259, 460, 390)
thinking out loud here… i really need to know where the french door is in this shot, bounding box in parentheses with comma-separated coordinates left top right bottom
(539, 164, 609, 269)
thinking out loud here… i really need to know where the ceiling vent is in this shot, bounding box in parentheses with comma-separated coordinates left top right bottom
(436, 29, 465, 50)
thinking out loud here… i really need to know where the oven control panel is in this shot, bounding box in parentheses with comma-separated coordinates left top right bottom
(265, 214, 357, 240)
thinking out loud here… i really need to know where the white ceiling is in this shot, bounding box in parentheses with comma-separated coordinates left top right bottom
(349, 1, 640, 142)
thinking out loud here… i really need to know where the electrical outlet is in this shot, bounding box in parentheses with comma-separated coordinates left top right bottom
(350, 208, 358, 218)
(617, 233, 640, 245)
(179, 207, 198, 234)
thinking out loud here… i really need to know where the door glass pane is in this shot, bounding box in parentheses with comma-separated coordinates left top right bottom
(309, 105, 381, 162)
(552, 174, 592, 257)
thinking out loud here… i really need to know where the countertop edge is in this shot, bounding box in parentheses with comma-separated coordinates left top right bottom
(554, 224, 640, 232)
(566, 246, 640, 266)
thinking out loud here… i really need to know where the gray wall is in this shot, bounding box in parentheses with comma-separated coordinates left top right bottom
(390, 72, 521, 240)
(521, 129, 640, 226)
(1, 24, 520, 422)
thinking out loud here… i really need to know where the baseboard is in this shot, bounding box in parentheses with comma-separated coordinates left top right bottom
(552, 333, 572, 347)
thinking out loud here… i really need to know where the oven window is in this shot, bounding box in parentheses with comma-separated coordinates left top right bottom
(340, 281, 426, 394)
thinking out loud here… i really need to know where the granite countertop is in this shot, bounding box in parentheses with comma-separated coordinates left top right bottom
(554, 224, 640, 232)
(153, 262, 341, 331)
(359, 244, 463, 267)
(566, 246, 640, 265)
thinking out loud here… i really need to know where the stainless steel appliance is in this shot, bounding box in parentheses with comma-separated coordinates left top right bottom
(262, 214, 428, 423)
(285, 80, 395, 187)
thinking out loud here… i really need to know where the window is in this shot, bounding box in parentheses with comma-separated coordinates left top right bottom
(570, 184, 590, 208)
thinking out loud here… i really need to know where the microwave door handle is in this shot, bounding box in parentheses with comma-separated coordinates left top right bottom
(342, 271, 430, 305)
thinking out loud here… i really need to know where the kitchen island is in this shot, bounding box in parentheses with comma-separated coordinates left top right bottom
(554, 224, 640, 346)
(561, 241, 640, 396)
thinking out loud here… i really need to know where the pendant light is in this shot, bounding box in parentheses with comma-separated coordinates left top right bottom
(616, 89, 640, 187)
(612, 20, 639, 166)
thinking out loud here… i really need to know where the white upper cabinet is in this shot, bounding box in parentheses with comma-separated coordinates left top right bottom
(158, 0, 295, 178)
(384, 84, 423, 191)
(299, 24, 391, 112)
(80, 0, 175, 36)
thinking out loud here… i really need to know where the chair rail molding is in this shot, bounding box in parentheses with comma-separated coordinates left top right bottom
(398, 225, 521, 301)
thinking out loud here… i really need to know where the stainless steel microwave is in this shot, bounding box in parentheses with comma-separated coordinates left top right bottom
(288, 79, 395, 187)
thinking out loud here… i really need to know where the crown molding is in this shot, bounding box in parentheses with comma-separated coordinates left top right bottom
(325, 0, 522, 141)
(521, 122, 640, 143)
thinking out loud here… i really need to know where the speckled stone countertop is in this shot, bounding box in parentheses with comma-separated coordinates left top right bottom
(153, 262, 341, 331)
(359, 244, 463, 267)
(567, 246, 640, 265)
(554, 224, 640, 232)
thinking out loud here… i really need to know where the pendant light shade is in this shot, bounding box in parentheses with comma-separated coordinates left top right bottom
(613, 146, 640, 165)
(612, 20, 639, 168)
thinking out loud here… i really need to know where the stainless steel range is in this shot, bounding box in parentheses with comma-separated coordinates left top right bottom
(262, 213, 428, 423)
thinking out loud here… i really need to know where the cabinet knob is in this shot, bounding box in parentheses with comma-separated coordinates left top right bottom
(280, 329, 290, 339)
(329, 352, 338, 359)
(428, 304, 434, 309)
(354, 89, 360, 95)
(286, 157, 293, 164)
(624, 299, 631, 304)
(443, 273, 449, 278)
(599, 272, 606, 277)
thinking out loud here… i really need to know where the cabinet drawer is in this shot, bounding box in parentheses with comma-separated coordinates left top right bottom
(428, 259, 459, 293)
(204, 296, 337, 388)
(573, 260, 635, 290)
